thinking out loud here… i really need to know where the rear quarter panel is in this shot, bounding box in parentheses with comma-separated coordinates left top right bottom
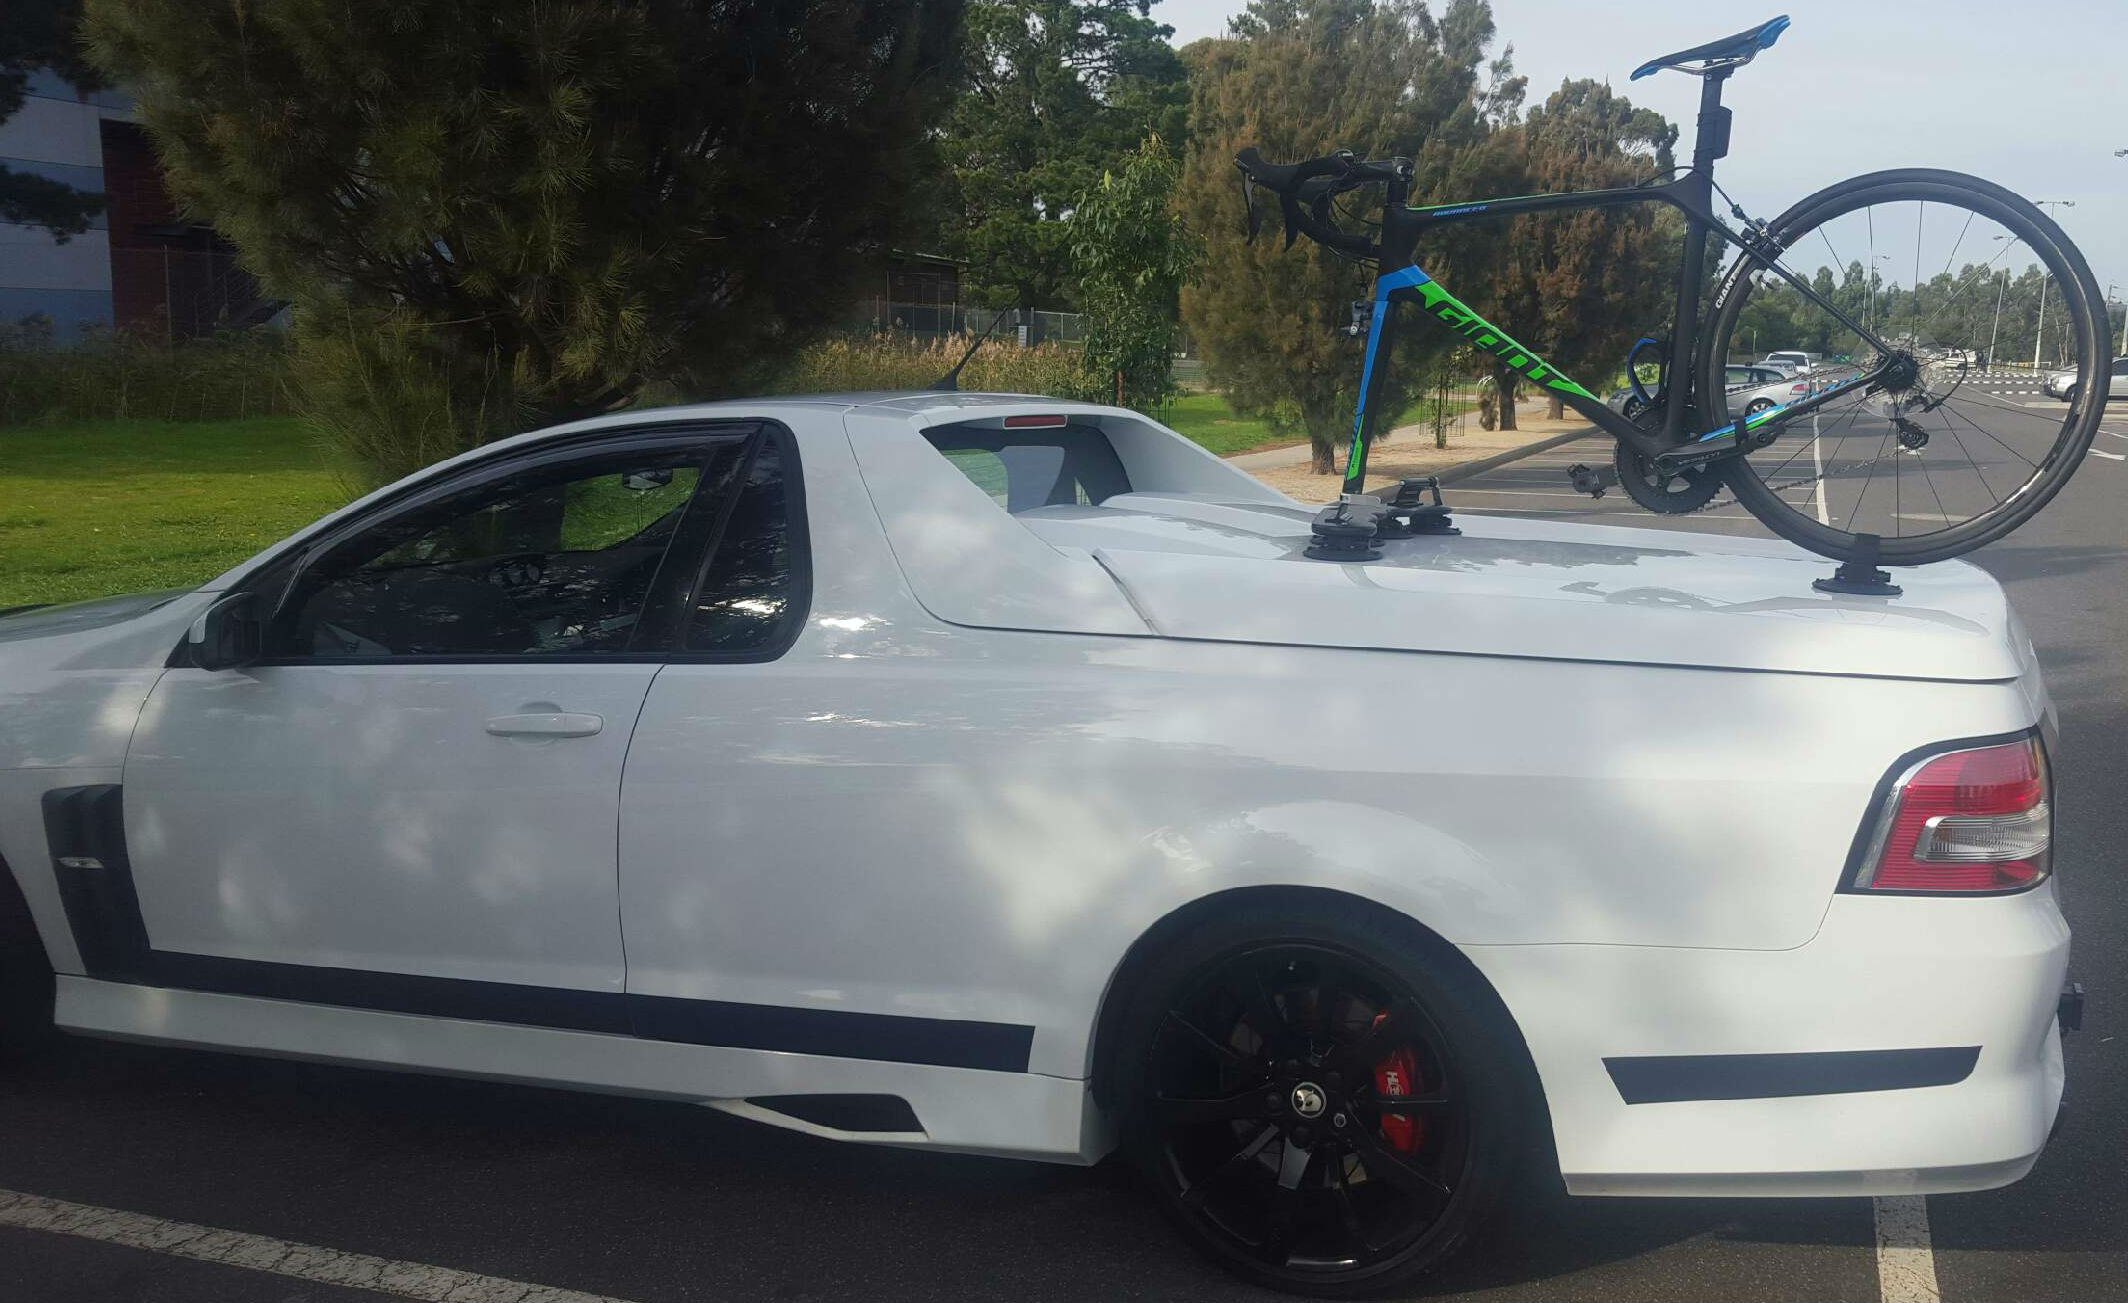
(620, 424, 2049, 1080)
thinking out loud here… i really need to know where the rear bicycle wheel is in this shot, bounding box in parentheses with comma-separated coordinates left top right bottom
(1703, 170, 2107, 565)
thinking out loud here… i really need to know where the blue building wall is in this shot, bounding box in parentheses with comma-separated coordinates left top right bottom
(0, 72, 132, 340)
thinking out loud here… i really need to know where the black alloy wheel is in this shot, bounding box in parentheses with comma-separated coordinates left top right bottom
(1121, 902, 1533, 1296)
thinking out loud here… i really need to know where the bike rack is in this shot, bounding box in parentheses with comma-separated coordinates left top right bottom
(1812, 534, 1902, 597)
(1305, 477, 1459, 561)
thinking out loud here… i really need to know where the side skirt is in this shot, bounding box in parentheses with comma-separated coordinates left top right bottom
(53, 976, 1104, 1165)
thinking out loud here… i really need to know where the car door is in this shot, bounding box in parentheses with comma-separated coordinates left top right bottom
(114, 427, 754, 1011)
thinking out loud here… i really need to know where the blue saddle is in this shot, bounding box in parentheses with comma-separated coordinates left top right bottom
(1631, 16, 1790, 80)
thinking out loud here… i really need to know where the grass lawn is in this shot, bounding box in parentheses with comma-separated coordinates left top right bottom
(1159, 392, 1296, 456)
(1161, 392, 1477, 458)
(0, 417, 357, 608)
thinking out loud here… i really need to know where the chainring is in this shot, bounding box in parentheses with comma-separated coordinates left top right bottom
(1613, 402, 1724, 514)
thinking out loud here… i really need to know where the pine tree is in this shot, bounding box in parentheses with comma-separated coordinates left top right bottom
(85, 0, 963, 481)
(1176, 0, 1508, 473)
(1481, 78, 1677, 422)
(944, 0, 1188, 311)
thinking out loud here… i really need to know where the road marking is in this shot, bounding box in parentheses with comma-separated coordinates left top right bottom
(0, 1188, 635, 1303)
(1810, 413, 1832, 526)
(1874, 1195, 1941, 1303)
(2092, 449, 2126, 461)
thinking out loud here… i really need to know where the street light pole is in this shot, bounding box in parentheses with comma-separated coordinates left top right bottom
(2028, 201, 2075, 370)
(2033, 276, 2049, 370)
(1988, 267, 2007, 368)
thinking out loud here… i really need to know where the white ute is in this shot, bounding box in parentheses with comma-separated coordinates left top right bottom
(0, 393, 2075, 1295)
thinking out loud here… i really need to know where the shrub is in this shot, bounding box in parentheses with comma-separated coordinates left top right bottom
(0, 319, 293, 426)
(767, 335, 1107, 403)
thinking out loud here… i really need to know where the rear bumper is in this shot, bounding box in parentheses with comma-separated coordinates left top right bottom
(1465, 881, 2069, 1198)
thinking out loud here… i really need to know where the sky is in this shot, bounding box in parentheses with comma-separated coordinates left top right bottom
(1157, 0, 2128, 307)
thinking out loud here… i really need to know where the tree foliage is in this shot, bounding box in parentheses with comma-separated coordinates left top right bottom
(1731, 259, 2090, 369)
(1176, 0, 1510, 472)
(1, 0, 107, 240)
(1071, 134, 1199, 410)
(944, 0, 1187, 310)
(85, 0, 963, 480)
(1481, 78, 1677, 421)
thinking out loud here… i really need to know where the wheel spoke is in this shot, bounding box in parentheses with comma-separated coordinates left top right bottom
(1163, 1009, 1250, 1070)
(1333, 1165, 1376, 1257)
(1373, 1087, 1451, 1113)
(1277, 1137, 1313, 1190)
(1326, 995, 1421, 1076)
(1230, 962, 1287, 1043)
(1344, 1123, 1452, 1200)
(1179, 1123, 1279, 1211)
(1154, 1083, 1276, 1127)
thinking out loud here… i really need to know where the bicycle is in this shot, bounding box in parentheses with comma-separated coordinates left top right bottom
(1235, 15, 2108, 592)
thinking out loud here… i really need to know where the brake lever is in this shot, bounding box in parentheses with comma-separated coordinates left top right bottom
(1236, 165, 1263, 245)
(1280, 189, 1305, 251)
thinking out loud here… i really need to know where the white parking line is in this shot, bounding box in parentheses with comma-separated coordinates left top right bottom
(1811, 414, 1831, 526)
(1874, 1195, 1942, 1303)
(0, 1188, 635, 1303)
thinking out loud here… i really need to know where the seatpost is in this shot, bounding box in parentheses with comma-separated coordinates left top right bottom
(1660, 71, 1731, 441)
(1344, 166, 1416, 496)
(1691, 69, 1732, 172)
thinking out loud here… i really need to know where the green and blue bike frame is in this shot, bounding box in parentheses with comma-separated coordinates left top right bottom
(1333, 73, 1894, 497)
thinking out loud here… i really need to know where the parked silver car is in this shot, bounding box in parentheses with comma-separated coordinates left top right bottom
(2044, 356, 2128, 403)
(1605, 365, 1804, 419)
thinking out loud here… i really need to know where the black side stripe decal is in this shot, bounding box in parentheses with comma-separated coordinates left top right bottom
(44, 785, 1034, 1074)
(1604, 1046, 1981, 1104)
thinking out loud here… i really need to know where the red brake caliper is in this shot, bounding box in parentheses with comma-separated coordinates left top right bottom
(1370, 1012, 1425, 1154)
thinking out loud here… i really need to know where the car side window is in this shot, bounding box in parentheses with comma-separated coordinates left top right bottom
(275, 442, 744, 659)
(683, 435, 808, 656)
(1725, 367, 1750, 385)
(2112, 358, 2128, 376)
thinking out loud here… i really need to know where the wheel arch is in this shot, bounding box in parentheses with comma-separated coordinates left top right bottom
(1083, 884, 1547, 1128)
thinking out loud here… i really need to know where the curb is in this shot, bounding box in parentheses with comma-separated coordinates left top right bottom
(1433, 426, 1597, 485)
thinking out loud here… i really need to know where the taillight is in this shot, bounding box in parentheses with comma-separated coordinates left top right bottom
(1851, 735, 2051, 893)
(1791, 383, 1808, 394)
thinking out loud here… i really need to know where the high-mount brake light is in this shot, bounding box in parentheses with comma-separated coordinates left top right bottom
(1004, 415, 1070, 429)
(1851, 735, 2051, 894)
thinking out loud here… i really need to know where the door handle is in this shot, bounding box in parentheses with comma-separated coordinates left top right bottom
(485, 712, 604, 739)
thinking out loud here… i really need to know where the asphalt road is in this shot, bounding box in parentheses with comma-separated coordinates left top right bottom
(0, 380, 2121, 1302)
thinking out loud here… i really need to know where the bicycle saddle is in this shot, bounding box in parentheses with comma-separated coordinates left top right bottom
(1631, 15, 1789, 80)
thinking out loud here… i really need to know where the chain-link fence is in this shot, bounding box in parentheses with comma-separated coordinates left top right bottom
(844, 299, 1083, 346)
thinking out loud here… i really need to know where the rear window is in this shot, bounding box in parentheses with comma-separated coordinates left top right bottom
(924, 423, 1131, 512)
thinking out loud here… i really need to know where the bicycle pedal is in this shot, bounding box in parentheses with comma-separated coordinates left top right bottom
(1566, 464, 1615, 498)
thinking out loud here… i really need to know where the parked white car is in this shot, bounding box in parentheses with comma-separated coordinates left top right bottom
(0, 394, 2076, 1295)
(1760, 350, 1818, 375)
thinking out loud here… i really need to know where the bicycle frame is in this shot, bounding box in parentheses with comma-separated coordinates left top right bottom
(1342, 71, 1896, 495)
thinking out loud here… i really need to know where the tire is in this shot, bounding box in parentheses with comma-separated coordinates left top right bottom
(0, 863, 57, 1065)
(1746, 398, 1775, 416)
(1114, 896, 1541, 1297)
(1703, 170, 2107, 566)
(2064, 384, 2078, 406)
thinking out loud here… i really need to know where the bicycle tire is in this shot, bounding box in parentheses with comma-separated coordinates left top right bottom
(1703, 170, 2107, 566)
